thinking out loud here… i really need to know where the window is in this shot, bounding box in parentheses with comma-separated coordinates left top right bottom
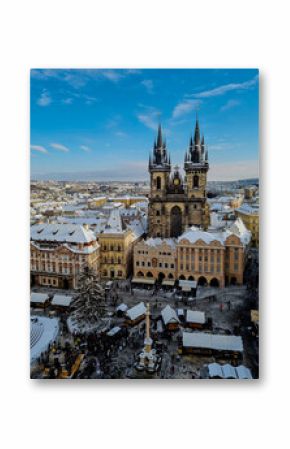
(193, 175, 199, 188)
(156, 210, 160, 216)
(156, 176, 161, 190)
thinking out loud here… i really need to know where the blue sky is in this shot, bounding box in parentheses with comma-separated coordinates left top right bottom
(30, 68, 259, 181)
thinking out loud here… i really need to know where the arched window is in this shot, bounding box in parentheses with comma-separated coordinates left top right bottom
(210, 278, 220, 287)
(193, 175, 199, 188)
(137, 271, 144, 277)
(156, 176, 161, 190)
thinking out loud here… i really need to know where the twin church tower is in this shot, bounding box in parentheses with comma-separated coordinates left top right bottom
(148, 119, 210, 238)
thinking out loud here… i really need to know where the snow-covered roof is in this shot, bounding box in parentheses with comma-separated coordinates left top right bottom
(236, 365, 253, 379)
(144, 237, 176, 249)
(107, 326, 122, 337)
(225, 218, 252, 245)
(186, 310, 206, 324)
(236, 204, 259, 215)
(222, 363, 237, 379)
(103, 207, 123, 233)
(31, 223, 96, 244)
(31, 292, 49, 303)
(51, 294, 73, 307)
(208, 362, 223, 378)
(207, 363, 252, 379)
(178, 228, 224, 245)
(127, 219, 145, 240)
(126, 302, 146, 321)
(116, 303, 128, 312)
(182, 332, 243, 352)
(161, 305, 180, 326)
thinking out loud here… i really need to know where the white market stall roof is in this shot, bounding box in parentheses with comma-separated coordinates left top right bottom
(132, 277, 155, 285)
(222, 363, 237, 379)
(162, 280, 175, 286)
(126, 302, 146, 321)
(208, 362, 223, 378)
(236, 365, 253, 379)
(182, 332, 243, 352)
(161, 305, 180, 326)
(106, 326, 122, 337)
(179, 280, 197, 289)
(51, 294, 73, 307)
(31, 292, 49, 304)
(186, 310, 206, 324)
(208, 363, 252, 379)
(116, 303, 128, 312)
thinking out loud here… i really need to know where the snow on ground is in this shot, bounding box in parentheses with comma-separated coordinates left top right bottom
(30, 316, 59, 363)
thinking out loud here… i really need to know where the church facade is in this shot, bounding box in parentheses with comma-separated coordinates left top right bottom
(148, 119, 210, 238)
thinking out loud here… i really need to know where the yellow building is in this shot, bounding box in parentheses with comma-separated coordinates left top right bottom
(133, 218, 251, 287)
(30, 223, 100, 289)
(109, 196, 148, 208)
(87, 196, 107, 209)
(235, 204, 259, 247)
(133, 238, 177, 285)
(98, 207, 143, 280)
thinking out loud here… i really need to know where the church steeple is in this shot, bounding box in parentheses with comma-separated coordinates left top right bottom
(148, 124, 171, 171)
(194, 117, 201, 146)
(156, 124, 163, 149)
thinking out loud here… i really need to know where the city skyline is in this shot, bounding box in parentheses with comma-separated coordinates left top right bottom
(31, 68, 259, 181)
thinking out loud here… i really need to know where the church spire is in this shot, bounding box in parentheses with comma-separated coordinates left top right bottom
(156, 124, 163, 148)
(194, 118, 200, 146)
(148, 124, 171, 171)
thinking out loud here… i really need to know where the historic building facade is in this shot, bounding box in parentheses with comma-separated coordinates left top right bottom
(30, 223, 100, 289)
(148, 120, 210, 238)
(133, 218, 251, 287)
(98, 207, 144, 280)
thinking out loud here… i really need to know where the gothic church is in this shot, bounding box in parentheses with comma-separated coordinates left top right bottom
(148, 119, 210, 238)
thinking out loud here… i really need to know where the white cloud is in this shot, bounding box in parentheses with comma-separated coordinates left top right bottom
(220, 99, 240, 112)
(37, 90, 52, 107)
(193, 76, 258, 98)
(115, 131, 127, 138)
(50, 143, 70, 152)
(141, 79, 154, 94)
(172, 99, 202, 119)
(137, 107, 160, 130)
(30, 145, 48, 154)
(62, 98, 73, 105)
(80, 145, 91, 152)
(101, 70, 123, 83)
(208, 160, 259, 181)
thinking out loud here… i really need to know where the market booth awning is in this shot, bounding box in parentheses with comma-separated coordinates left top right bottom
(162, 280, 175, 287)
(132, 277, 155, 285)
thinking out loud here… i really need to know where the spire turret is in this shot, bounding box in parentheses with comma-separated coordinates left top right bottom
(148, 124, 171, 172)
